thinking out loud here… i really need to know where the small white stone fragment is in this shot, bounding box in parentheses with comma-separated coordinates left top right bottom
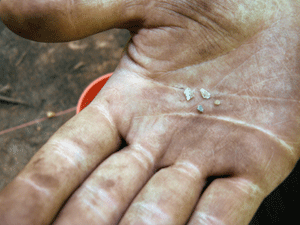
(200, 88, 211, 99)
(184, 88, 195, 101)
(214, 100, 221, 106)
(197, 105, 204, 113)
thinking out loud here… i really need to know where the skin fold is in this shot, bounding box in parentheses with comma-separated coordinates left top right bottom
(0, 0, 299, 224)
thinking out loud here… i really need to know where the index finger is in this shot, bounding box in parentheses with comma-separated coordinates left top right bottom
(0, 103, 120, 225)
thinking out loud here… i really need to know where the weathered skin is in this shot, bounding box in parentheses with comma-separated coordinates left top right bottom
(0, 0, 300, 224)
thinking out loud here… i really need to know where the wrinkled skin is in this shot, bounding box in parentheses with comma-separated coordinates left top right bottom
(0, 0, 300, 224)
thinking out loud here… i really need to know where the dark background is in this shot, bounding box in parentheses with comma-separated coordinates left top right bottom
(0, 19, 299, 224)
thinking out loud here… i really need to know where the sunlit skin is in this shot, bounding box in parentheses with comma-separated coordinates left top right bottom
(0, 0, 300, 224)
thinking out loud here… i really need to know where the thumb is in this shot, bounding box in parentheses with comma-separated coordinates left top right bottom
(0, 0, 139, 42)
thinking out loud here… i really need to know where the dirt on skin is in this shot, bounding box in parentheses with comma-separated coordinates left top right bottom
(0, 19, 299, 224)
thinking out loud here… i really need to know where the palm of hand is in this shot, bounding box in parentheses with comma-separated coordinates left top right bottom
(0, 0, 299, 225)
(65, 1, 299, 224)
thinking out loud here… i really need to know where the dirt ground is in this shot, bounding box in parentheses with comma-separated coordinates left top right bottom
(0, 19, 299, 224)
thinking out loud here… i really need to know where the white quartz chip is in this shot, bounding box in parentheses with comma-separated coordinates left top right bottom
(214, 100, 221, 106)
(184, 88, 195, 101)
(200, 88, 211, 99)
(197, 105, 204, 113)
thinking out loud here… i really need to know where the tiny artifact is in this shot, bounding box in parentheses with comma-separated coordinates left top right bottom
(197, 105, 204, 113)
(47, 111, 56, 118)
(200, 88, 211, 99)
(184, 88, 195, 101)
(214, 100, 221, 106)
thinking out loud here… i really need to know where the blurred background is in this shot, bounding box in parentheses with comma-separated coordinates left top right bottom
(0, 19, 299, 224)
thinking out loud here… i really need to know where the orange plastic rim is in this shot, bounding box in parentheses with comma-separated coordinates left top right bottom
(76, 73, 113, 114)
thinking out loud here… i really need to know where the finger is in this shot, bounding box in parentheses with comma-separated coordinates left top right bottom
(53, 143, 160, 225)
(0, 0, 139, 42)
(0, 104, 120, 225)
(187, 177, 266, 225)
(119, 161, 206, 225)
(53, 112, 176, 225)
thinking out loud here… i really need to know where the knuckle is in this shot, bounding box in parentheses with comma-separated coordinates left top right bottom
(173, 161, 202, 181)
(191, 212, 225, 225)
(130, 144, 155, 171)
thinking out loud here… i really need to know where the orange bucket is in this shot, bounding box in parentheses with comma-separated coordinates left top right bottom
(76, 73, 113, 114)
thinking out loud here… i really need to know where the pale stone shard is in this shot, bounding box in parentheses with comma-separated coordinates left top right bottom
(197, 105, 204, 113)
(214, 100, 221, 106)
(200, 88, 211, 99)
(184, 88, 195, 101)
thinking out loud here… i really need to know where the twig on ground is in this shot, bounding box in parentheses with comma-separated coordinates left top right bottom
(0, 95, 32, 106)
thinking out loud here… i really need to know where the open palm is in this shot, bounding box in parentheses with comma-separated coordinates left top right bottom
(0, 0, 299, 224)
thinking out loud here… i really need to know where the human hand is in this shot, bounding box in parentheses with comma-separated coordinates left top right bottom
(0, 0, 299, 224)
